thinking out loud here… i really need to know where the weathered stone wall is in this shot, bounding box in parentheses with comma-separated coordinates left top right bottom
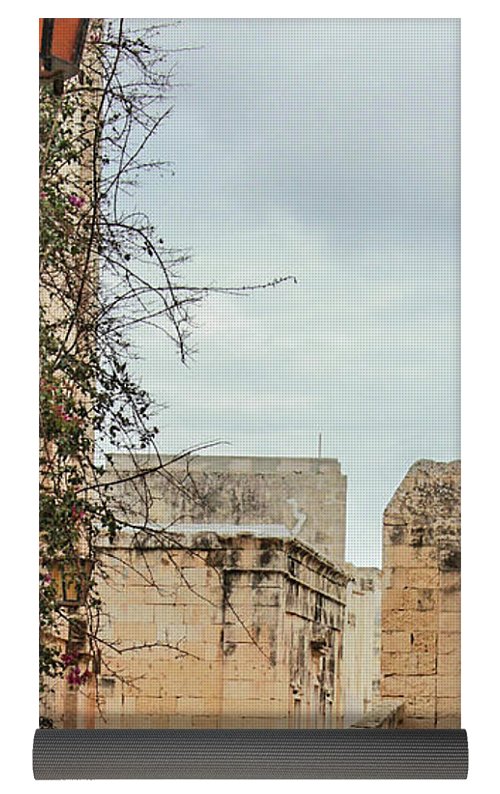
(60, 529, 348, 728)
(342, 565, 382, 726)
(283, 544, 346, 727)
(381, 460, 460, 728)
(106, 454, 347, 564)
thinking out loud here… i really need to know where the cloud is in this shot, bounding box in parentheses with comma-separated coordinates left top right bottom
(123, 19, 459, 566)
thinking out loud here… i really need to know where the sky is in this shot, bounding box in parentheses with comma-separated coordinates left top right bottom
(122, 18, 460, 567)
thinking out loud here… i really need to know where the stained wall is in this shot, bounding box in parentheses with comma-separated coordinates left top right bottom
(380, 460, 461, 728)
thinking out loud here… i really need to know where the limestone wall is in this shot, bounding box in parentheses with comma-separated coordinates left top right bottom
(107, 454, 347, 564)
(380, 460, 460, 728)
(342, 565, 382, 726)
(66, 530, 348, 728)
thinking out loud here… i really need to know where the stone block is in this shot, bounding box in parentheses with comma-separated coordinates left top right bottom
(437, 649, 460, 678)
(385, 546, 438, 569)
(439, 589, 461, 613)
(182, 603, 219, 628)
(405, 676, 436, 698)
(413, 651, 436, 675)
(190, 715, 220, 728)
(177, 568, 209, 588)
(223, 622, 260, 653)
(410, 631, 438, 654)
(438, 631, 460, 654)
(381, 631, 411, 653)
(134, 695, 169, 716)
(410, 589, 436, 612)
(163, 672, 216, 700)
(382, 609, 438, 632)
(149, 654, 202, 676)
(101, 713, 152, 728)
(381, 652, 410, 675)
(437, 697, 460, 721)
(407, 568, 440, 589)
(411, 631, 437, 654)
(380, 676, 406, 697)
(382, 590, 412, 611)
(382, 567, 394, 590)
(436, 715, 460, 728)
(115, 602, 155, 622)
(224, 678, 287, 702)
(161, 552, 208, 569)
(229, 587, 283, 609)
(227, 571, 283, 589)
(167, 714, 204, 728)
(146, 715, 178, 728)
(381, 610, 405, 631)
(389, 569, 411, 591)
(404, 695, 436, 719)
(437, 674, 460, 699)
(222, 697, 287, 717)
(223, 646, 278, 678)
(439, 612, 461, 634)
(384, 524, 408, 546)
(439, 570, 461, 592)
(237, 548, 285, 570)
(113, 620, 158, 645)
(224, 605, 281, 632)
(403, 717, 436, 729)
(175, 697, 215, 717)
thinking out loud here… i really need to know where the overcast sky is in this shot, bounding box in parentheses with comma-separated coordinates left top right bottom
(124, 18, 460, 567)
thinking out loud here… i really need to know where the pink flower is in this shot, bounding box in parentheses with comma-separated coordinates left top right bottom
(55, 404, 72, 422)
(42, 574, 52, 585)
(61, 652, 78, 667)
(71, 505, 85, 521)
(40, 191, 48, 201)
(66, 666, 81, 685)
(66, 665, 91, 686)
(68, 194, 85, 209)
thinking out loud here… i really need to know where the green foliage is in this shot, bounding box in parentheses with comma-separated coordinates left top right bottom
(39, 20, 188, 709)
(39, 19, 292, 723)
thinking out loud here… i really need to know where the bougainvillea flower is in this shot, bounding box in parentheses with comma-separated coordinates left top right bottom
(68, 194, 85, 209)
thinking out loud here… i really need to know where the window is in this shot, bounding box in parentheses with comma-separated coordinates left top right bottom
(49, 558, 92, 606)
(314, 592, 324, 623)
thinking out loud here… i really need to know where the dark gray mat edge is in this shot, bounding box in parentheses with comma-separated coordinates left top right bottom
(33, 728, 468, 779)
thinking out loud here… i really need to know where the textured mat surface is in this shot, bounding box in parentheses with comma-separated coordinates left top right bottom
(33, 728, 468, 779)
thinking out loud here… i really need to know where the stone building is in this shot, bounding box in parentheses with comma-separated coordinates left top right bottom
(342, 565, 382, 726)
(380, 460, 461, 728)
(44, 452, 403, 730)
(106, 454, 347, 564)
(48, 524, 350, 729)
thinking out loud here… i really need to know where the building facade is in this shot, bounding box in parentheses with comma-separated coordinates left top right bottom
(47, 525, 350, 728)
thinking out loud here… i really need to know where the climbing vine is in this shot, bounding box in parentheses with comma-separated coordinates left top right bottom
(39, 19, 294, 726)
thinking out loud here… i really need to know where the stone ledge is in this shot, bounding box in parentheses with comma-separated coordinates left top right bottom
(349, 699, 404, 729)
